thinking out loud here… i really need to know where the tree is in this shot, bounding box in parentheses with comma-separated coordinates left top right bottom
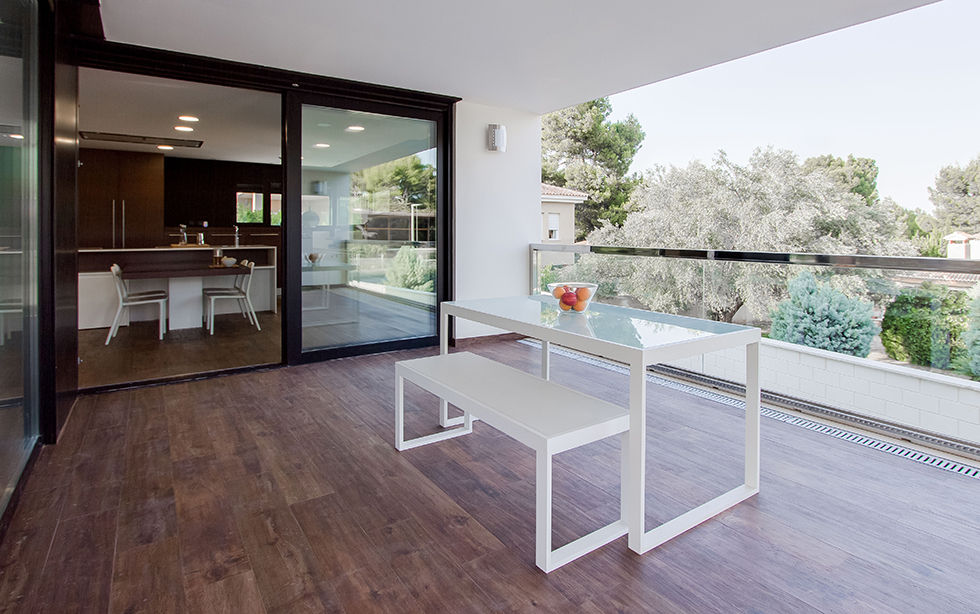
(770, 272, 876, 357)
(929, 156, 980, 233)
(577, 147, 915, 322)
(880, 283, 969, 369)
(803, 154, 879, 207)
(385, 245, 435, 292)
(352, 155, 436, 211)
(903, 208, 946, 257)
(541, 98, 645, 238)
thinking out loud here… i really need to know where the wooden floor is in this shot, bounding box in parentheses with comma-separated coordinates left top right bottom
(3, 338, 980, 613)
(301, 288, 435, 350)
(79, 289, 434, 389)
(78, 311, 281, 389)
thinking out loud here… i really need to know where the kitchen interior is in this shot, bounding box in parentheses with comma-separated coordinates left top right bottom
(76, 68, 283, 387)
(76, 67, 442, 388)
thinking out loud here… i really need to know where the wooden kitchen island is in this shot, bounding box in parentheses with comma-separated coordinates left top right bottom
(78, 245, 277, 330)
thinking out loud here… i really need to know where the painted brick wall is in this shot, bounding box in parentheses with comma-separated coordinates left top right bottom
(668, 338, 980, 446)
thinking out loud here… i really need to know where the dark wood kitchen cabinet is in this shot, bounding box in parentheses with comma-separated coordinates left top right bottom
(78, 149, 164, 248)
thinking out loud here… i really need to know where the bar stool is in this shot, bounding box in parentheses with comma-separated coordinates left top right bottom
(203, 261, 261, 335)
(106, 264, 168, 345)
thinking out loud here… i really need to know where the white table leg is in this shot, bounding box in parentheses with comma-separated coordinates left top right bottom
(541, 339, 550, 380)
(745, 341, 761, 489)
(394, 373, 405, 450)
(439, 308, 454, 427)
(626, 358, 646, 553)
(635, 340, 761, 554)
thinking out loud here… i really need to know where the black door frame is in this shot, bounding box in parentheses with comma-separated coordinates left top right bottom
(283, 91, 454, 364)
(62, 37, 458, 370)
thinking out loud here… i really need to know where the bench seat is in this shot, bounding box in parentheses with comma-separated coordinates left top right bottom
(394, 351, 629, 572)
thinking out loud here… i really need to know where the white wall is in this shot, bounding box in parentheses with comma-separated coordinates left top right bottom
(454, 102, 541, 338)
(669, 339, 980, 446)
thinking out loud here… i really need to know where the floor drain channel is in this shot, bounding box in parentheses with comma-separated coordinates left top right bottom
(517, 339, 980, 481)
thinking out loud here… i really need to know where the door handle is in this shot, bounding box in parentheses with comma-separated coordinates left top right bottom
(111, 199, 116, 248)
(121, 200, 126, 247)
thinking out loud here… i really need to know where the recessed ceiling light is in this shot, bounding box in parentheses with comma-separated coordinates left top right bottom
(157, 145, 174, 150)
(174, 126, 194, 132)
(316, 122, 331, 128)
(8, 134, 24, 140)
(314, 143, 330, 148)
(178, 115, 199, 122)
(345, 125, 365, 132)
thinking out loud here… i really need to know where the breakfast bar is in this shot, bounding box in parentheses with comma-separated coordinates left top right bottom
(78, 245, 277, 330)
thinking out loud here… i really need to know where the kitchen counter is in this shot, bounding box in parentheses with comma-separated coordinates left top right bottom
(78, 245, 277, 331)
(78, 245, 278, 252)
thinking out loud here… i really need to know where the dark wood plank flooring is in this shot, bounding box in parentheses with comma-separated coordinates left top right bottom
(3, 338, 980, 613)
(78, 312, 281, 389)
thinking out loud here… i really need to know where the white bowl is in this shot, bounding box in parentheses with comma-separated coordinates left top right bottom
(221, 257, 237, 267)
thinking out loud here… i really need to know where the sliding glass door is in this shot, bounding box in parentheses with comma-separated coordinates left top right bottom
(287, 99, 445, 358)
(0, 0, 39, 512)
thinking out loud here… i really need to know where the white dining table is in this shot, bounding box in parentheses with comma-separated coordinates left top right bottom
(439, 295, 761, 555)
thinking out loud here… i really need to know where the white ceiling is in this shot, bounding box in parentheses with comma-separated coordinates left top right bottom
(78, 68, 435, 167)
(78, 68, 282, 163)
(99, 0, 938, 114)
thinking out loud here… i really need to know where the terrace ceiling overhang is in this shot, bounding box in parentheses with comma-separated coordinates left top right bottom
(98, 0, 939, 114)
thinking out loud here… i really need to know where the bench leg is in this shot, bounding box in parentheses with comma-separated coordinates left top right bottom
(535, 443, 629, 573)
(535, 448, 553, 571)
(395, 371, 473, 451)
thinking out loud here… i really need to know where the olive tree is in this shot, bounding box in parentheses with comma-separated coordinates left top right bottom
(578, 147, 915, 322)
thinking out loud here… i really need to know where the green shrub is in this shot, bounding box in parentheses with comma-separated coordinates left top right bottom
(880, 283, 969, 369)
(386, 245, 435, 292)
(770, 272, 876, 357)
(539, 265, 558, 290)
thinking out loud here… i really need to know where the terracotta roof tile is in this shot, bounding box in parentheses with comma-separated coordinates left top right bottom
(541, 182, 588, 198)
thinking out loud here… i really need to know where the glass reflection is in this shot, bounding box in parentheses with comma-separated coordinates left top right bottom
(0, 0, 39, 513)
(300, 105, 438, 351)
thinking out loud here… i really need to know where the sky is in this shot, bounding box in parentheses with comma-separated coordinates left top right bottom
(608, 0, 980, 213)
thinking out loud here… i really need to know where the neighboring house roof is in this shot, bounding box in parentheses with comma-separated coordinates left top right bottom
(943, 231, 979, 241)
(541, 183, 588, 203)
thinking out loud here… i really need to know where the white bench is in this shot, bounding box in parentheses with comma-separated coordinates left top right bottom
(394, 351, 630, 572)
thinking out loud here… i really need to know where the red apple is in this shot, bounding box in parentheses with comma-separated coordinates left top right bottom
(561, 291, 578, 306)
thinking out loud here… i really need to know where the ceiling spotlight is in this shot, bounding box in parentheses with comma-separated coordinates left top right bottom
(314, 143, 330, 148)
(8, 134, 24, 140)
(157, 145, 174, 150)
(178, 115, 199, 122)
(316, 122, 331, 128)
(174, 126, 194, 132)
(345, 125, 365, 133)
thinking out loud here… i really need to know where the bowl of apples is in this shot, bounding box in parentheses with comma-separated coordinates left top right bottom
(547, 282, 598, 313)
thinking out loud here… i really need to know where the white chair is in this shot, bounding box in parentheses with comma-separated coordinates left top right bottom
(203, 261, 261, 335)
(106, 264, 168, 345)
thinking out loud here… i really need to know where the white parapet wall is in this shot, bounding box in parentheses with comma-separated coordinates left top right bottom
(668, 338, 980, 446)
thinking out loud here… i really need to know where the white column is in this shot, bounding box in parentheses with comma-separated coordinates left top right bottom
(167, 276, 204, 330)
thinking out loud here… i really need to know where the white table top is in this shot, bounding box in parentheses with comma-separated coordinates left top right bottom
(443, 295, 759, 364)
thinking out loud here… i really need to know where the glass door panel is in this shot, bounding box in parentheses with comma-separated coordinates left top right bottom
(0, 0, 39, 513)
(299, 105, 438, 351)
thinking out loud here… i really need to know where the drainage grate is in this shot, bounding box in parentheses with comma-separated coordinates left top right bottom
(517, 339, 980, 480)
